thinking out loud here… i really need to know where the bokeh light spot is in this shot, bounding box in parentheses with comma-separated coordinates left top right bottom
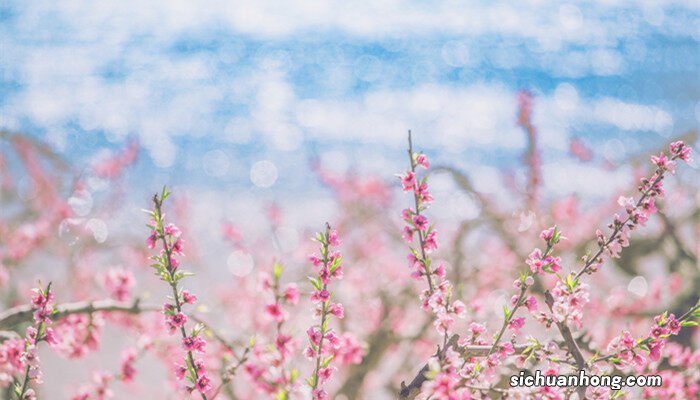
(250, 160, 278, 188)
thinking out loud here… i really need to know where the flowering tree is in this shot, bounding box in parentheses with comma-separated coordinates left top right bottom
(0, 95, 698, 400)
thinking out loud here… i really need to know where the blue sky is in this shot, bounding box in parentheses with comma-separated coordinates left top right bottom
(1, 1, 698, 203)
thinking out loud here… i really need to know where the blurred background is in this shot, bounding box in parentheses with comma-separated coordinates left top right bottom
(1, 1, 699, 399)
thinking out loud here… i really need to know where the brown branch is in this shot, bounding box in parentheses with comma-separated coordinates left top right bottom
(544, 291, 587, 399)
(0, 298, 158, 329)
(0, 298, 235, 348)
(398, 335, 528, 399)
(0, 330, 21, 341)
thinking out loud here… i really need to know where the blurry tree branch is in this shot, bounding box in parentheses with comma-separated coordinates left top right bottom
(450, 220, 472, 299)
(0, 330, 21, 341)
(659, 211, 697, 263)
(337, 292, 393, 398)
(0, 129, 71, 171)
(433, 166, 522, 258)
(0, 297, 250, 361)
(0, 298, 243, 350)
(0, 298, 158, 329)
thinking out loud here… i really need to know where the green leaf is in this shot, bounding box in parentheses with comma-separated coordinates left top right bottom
(306, 376, 316, 388)
(611, 390, 626, 399)
(658, 311, 668, 326)
(273, 262, 283, 280)
(37, 323, 46, 340)
(161, 185, 171, 201)
(681, 321, 699, 327)
(160, 272, 172, 284)
(329, 256, 343, 274)
(520, 272, 528, 283)
(551, 225, 559, 241)
(173, 271, 195, 283)
(411, 247, 421, 259)
(565, 274, 577, 290)
(307, 276, 321, 291)
(321, 355, 334, 367)
(315, 232, 324, 243)
(192, 323, 205, 336)
(503, 305, 510, 318)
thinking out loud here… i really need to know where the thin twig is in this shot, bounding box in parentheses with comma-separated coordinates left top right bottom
(398, 334, 528, 399)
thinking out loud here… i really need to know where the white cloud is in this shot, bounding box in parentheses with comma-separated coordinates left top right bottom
(7, 1, 699, 45)
(592, 98, 673, 132)
(0, 1, 688, 166)
(2, 46, 677, 164)
(542, 160, 633, 197)
(294, 83, 524, 150)
(534, 83, 674, 150)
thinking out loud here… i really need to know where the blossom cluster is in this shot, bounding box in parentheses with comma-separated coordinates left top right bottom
(244, 262, 300, 397)
(0, 339, 25, 391)
(526, 227, 563, 275)
(642, 342, 700, 399)
(71, 372, 114, 400)
(1, 126, 698, 400)
(70, 343, 147, 400)
(101, 268, 135, 302)
(538, 279, 590, 330)
(538, 141, 695, 338)
(400, 142, 463, 328)
(13, 283, 58, 400)
(305, 224, 345, 400)
(590, 141, 692, 270)
(52, 313, 102, 359)
(147, 187, 210, 397)
(400, 147, 437, 283)
(398, 138, 697, 400)
(490, 227, 564, 356)
(605, 304, 700, 369)
(400, 139, 472, 398)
